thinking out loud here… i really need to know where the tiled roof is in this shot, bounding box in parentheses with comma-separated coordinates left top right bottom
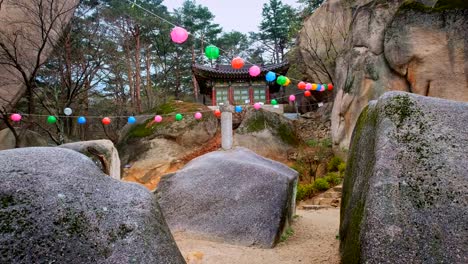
(192, 62, 290, 80)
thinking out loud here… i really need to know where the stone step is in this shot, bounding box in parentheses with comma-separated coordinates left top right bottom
(322, 191, 342, 199)
(301, 205, 330, 210)
(333, 185, 343, 192)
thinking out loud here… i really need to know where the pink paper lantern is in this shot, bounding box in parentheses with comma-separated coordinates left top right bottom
(253, 103, 261, 110)
(194, 112, 202, 120)
(10, 113, 22, 122)
(249, 65, 261, 77)
(289, 95, 296, 102)
(154, 115, 163, 123)
(305, 83, 312, 90)
(170, 26, 189, 44)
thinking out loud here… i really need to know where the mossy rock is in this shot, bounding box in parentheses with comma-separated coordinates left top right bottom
(237, 109, 300, 146)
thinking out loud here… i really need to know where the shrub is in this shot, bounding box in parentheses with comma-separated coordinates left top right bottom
(296, 183, 315, 201)
(280, 226, 295, 242)
(324, 172, 341, 186)
(327, 156, 344, 172)
(338, 162, 347, 175)
(313, 178, 330, 191)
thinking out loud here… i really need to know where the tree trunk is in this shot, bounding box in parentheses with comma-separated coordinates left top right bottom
(124, 42, 135, 109)
(191, 45, 199, 102)
(145, 46, 153, 109)
(134, 26, 142, 113)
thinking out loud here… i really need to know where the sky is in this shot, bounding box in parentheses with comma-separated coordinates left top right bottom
(163, 0, 302, 34)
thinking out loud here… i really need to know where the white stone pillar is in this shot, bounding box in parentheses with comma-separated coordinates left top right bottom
(220, 104, 233, 150)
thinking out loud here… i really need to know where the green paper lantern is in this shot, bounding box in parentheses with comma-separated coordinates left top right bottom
(175, 113, 183, 121)
(271, 99, 278, 105)
(277, 75, 287, 86)
(47, 116, 57, 124)
(205, 45, 220, 60)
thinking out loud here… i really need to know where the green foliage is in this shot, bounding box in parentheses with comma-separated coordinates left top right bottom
(327, 156, 344, 172)
(313, 178, 330, 191)
(296, 183, 316, 201)
(280, 226, 295, 242)
(324, 172, 342, 186)
(338, 162, 347, 175)
(306, 138, 332, 148)
(256, 0, 301, 63)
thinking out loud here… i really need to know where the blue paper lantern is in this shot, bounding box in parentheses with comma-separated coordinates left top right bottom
(235, 106, 243, 113)
(265, 71, 276, 82)
(128, 116, 136, 124)
(77, 116, 86, 125)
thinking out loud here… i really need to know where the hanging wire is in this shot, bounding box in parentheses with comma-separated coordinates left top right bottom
(126, 0, 326, 84)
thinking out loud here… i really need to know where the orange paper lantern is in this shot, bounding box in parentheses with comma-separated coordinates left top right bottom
(231, 57, 244, 69)
(298, 82, 306, 90)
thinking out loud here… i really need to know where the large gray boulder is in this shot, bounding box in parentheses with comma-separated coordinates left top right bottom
(234, 108, 299, 163)
(59, 140, 121, 180)
(0, 128, 48, 150)
(0, 147, 185, 264)
(340, 92, 468, 263)
(156, 147, 298, 248)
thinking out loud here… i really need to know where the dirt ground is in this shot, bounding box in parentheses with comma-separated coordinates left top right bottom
(175, 208, 341, 264)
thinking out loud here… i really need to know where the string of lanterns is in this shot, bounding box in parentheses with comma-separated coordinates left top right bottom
(6, 1, 335, 126)
(132, 0, 334, 91)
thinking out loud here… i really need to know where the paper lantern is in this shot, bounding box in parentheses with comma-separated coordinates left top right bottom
(277, 75, 287, 86)
(323, 84, 328, 91)
(306, 83, 312, 91)
(102, 117, 111, 125)
(77, 116, 86, 124)
(284, 77, 291, 86)
(175, 114, 183, 121)
(271, 99, 278, 105)
(64, 107, 72, 116)
(194, 112, 202, 120)
(154, 115, 163, 123)
(47, 116, 57, 124)
(231, 57, 244, 69)
(312, 83, 318, 90)
(266, 71, 276, 82)
(253, 103, 261, 110)
(249, 65, 261, 77)
(214, 109, 221, 118)
(289, 95, 296, 102)
(128, 116, 136, 124)
(304, 91, 311, 97)
(10, 113, 21, 122)
(328, 83, 334, 91)
(235, 106, 243, 113)
(170, 26, 189, 44)
(298, 81, 306, 90)
(205, 45, 220, 60)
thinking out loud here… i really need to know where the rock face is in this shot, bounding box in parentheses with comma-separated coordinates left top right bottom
(59, 140, 121, 180)
(298, 0, 468, 149)
(156, 147, 298, 248)
(340, 92, 468, 263)
(234, 108, 299, 163)
(0, 147, 185, 264)
(297, 0, 351, 83)
(0, 128, 48, 150)
(118, 102, 219, 190)
(0, 0, 78, 110)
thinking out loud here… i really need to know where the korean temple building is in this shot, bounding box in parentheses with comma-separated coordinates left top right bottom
(192, 62, 290, 106)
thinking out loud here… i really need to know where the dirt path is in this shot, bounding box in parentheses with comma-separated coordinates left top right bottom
(175, 208, 341, 264)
